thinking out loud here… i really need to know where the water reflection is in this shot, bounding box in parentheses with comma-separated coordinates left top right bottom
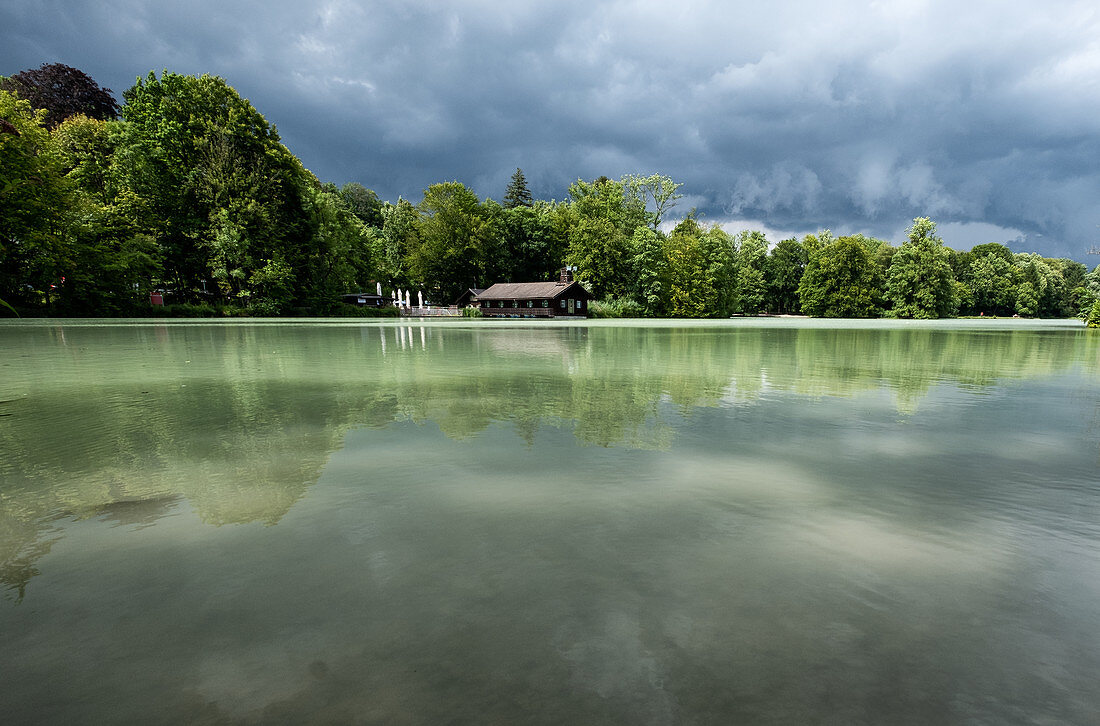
(1, 320, 1099, 723)
(1, 320, 1097, 601)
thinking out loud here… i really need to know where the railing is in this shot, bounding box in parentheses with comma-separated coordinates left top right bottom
(399, 306, 461, 317)
(482, 306, 555, 317)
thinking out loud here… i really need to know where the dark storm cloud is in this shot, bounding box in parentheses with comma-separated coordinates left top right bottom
(4, 0, 1100, 259)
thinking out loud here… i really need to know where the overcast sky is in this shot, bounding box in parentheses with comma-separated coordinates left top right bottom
(3, 0, 1100, 260)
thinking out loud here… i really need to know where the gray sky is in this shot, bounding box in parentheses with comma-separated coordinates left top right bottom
(3, 0, 1100, 260)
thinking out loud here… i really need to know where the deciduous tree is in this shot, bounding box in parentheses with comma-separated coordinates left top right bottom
(1, 63, 118, 127)
(51, 114, 159, 314)
(799, 235, 884, 317)
(118, 71, 314, 303)
(629, 226, 666, 317)
(1086, 299, 1100, 328)
(564, 177, 645, 299)
(968, 252, 1020, 316)
(340, 183, 384, 228)
(380, 198, 419, 286)
(1015, 253, 1066, 317)
(663, 219, 736, 318)
(499, 201, 567, 283)
(764, 238, 807, 314)
(0, 91, 69, 306)
(886, 218, 957, 318)
(412, 181, 492, 303)
(623, 173, 684, 230)
(736, 231, 768, 315)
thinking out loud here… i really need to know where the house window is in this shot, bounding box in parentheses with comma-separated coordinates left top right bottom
(498, 301, 504, 308)
(560, 299, 566, 308)
(527, 300, 532, 308)
(542, 300, 548, 307)
(577, 300, 584, 309)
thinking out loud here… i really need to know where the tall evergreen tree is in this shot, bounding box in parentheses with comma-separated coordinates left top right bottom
(503, 167, 533, 208)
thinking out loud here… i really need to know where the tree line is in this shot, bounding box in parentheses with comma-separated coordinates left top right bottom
(3, 64, 1099, 319)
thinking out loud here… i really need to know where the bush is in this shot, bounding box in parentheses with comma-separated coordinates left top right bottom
(1086, 300, 1100, 328)
(144, 303, 250, 317)
(1077, 289, 1098, 319)
(246, 300, 281, 317)
(325, 304, 401, 318)
(461, 306, 483, 317)
(589, 298, 644, 318)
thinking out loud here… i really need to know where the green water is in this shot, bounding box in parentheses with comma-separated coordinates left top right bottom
(1, 318, 1099, 724)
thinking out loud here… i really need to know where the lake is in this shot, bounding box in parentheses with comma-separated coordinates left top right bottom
(1, 318, 1098, 725)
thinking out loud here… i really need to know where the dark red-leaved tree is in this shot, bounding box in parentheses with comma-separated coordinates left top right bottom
(1, 63, 119, 127)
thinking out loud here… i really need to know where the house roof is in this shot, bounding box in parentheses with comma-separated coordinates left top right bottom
(478, 280, 590, 300)
(454, 287, 487, 305)
(341, 292, 389, 300)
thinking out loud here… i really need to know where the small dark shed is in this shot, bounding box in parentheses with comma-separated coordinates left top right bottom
(454, 288, 486, 308)
(477, 269, 592, 317)
(340, 293, 392, 307)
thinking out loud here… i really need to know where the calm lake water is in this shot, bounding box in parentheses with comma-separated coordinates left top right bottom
(2, 318, 1099, 725)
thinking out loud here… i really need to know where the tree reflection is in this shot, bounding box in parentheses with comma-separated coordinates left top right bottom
(1, 321, 1095, 599)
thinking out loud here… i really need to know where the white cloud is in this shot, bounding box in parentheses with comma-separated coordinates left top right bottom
(4, 0, 1100, 259)
(925, 221, 1026, 251)
(728, 163, 823, 216)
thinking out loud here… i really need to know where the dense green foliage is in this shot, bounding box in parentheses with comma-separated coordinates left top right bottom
(2, 71, 378, 315)
(799, 235, 884, 317)
(1087, 300, 1100, 328)
(887, 219, 957, 318)
(2, 65, 1096, 319)
(764, 238, 808, 314)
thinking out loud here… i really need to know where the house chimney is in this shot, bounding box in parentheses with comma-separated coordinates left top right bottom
(559, 266, 573, 284)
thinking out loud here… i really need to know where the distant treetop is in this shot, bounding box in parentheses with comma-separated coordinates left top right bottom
(1, 63, 119, 127)
(503, 167, 533, 208)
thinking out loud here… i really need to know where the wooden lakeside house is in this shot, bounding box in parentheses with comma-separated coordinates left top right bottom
(477, 268, 593, 318)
